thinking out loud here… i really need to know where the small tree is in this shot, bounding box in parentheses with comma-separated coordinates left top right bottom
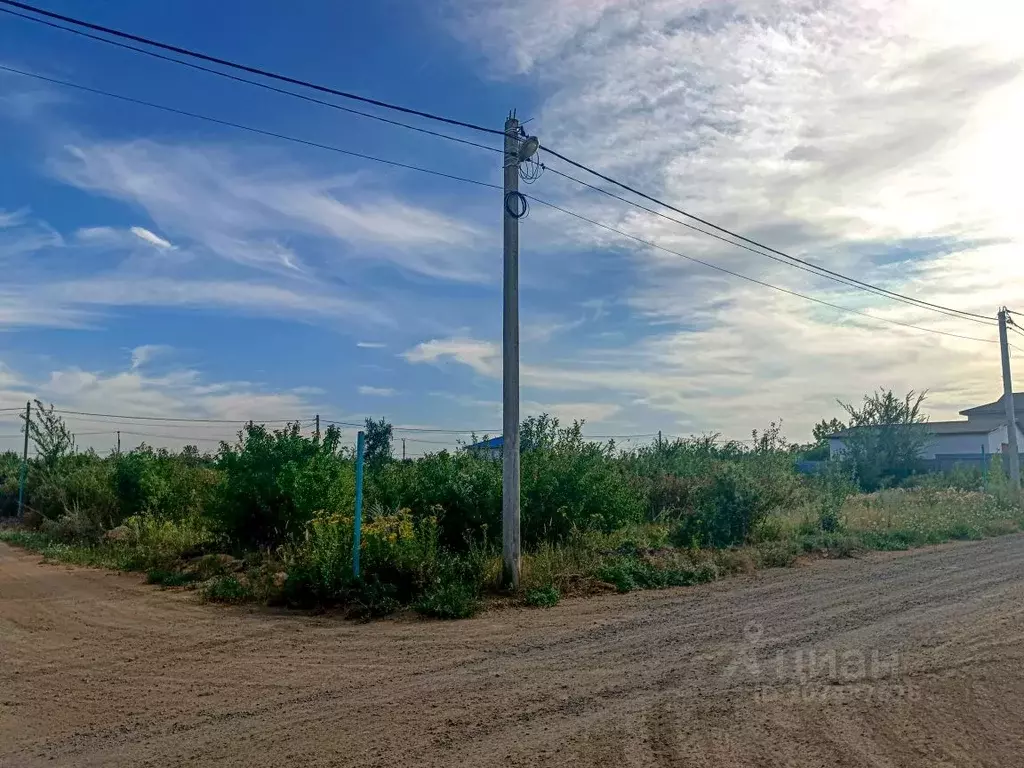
(363, 417, 393, 465)
(838, 389, 929, 490)
(28, 400, 75, 468)
(812, 418, 847, 444)
(801, 417, 847, 461)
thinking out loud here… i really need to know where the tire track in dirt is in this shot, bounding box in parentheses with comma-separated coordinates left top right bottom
(2, 536, 1024, 766)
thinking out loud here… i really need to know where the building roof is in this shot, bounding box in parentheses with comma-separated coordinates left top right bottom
(829, 419, 1007, 439)
(466, 436, 503, 450)
(960, 393, 1024, 418)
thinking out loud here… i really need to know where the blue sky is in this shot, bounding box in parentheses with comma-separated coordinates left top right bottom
(0, 0, 1022, 454)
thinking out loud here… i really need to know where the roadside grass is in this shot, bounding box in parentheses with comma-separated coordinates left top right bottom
(2, 486, 1022, 618)
(780, 487, 1024, 553)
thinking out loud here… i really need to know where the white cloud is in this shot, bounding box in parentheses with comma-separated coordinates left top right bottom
(130, 344, 169, 370)
(444, 0, 1024, 439)
(358, 385, 397, 397)
(0, 355, 322, 453)
(40, 276, 389, 325)
(0, 213, 63, 259)
(356, 341, 387, 349)
(129, 226, 173, 250)
(51, 140, 487, 281)
(0, 209, 28, 228)
(403, 337, 500, 376)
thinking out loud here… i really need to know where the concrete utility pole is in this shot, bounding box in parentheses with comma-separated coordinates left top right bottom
(997, 308, 1021, 491)
(502, 112, 522, 589)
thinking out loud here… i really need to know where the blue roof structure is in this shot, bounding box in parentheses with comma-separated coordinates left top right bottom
(467, 436, 503, 450)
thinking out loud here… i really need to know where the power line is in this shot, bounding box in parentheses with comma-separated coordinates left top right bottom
(0, 66, 994, 347)
(524, 193, 1000, 345)
(0, 66, 502, 192)
(52, 414, 250, 429)
(0, 1, 504, 137)
(538, 148, 994, 325)
(116, 430, 230, 443)
(0, 6, 501, 155)
(543, 164, 994, 327)
(51, 408, 304, 424)
(324, 420, 500, 434)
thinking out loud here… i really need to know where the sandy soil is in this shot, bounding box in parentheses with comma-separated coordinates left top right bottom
(2, 537, 1024, 767)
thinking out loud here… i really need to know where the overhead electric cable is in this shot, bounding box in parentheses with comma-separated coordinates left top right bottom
(51, 408, 303, 424)
(0, 1, 504, 137)
(543, 165, 994, 326)
(1, 1, 992, 328)
(0, 66, 995, 347)
(0, 66, 503, 191)
(0, 6, 501, 154)
(523, 194, 1000, 345)
(538, 149, 994, 324)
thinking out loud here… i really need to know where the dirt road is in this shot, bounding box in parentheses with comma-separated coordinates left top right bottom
(2, 538, 1023, 767)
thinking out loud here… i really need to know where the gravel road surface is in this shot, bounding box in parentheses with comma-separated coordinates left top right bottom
(2, 537, 1023, 767)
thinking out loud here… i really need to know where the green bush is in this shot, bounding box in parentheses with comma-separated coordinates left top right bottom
(415, 581, 479, 619)
(753, 540, 801, 568)
(597, 552, 719, 593)
(29, 453, 119, 531)
(670, 463, 777, 548)
(367, 450, 501, 551)
(114, 446, 219, 522)
(146, 568, 200, 587)
(525, 584, 561, 607)
(282, 508, 459, 614)
(202, 574, 250, 603)
(212, 423, 354, 547)
(521, 418, 646, 543)
(0, 450, 22, 517)
(367, 416, 645, 550)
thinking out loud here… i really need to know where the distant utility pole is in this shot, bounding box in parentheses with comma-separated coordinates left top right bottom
(315, 414, 320, 440)
(17, 400, 30, 519)
(997, 307, 1021, 491)
(402, 438, 406, 461)
(116, 430, 121, 455)
(501, 111, 539, 589)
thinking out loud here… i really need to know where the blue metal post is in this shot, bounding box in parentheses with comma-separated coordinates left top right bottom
(352, 430, 365, 579)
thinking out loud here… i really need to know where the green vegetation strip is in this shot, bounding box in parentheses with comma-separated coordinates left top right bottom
(0, 397, 1021, 619)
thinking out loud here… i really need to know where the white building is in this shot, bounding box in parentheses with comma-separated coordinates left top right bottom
(829, 393, 1024, 469)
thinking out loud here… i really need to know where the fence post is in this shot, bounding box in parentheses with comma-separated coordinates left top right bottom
(352, 430, 365, 579)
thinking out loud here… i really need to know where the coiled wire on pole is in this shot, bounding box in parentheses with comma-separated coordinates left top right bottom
(504, 190, 529, 220)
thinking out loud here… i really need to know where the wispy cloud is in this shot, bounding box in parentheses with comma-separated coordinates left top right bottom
(41, 276, 390, 325)
(356, 341, 387, 349)
(130, 344, 169, 370)
(358, 385, 397, 397)
(441, 0, 1024, 438)
(129, 226, 173, 250)
(0, 352, 322, 453)
(403, 337, 500, 376)
(50, 140, 488, 281)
